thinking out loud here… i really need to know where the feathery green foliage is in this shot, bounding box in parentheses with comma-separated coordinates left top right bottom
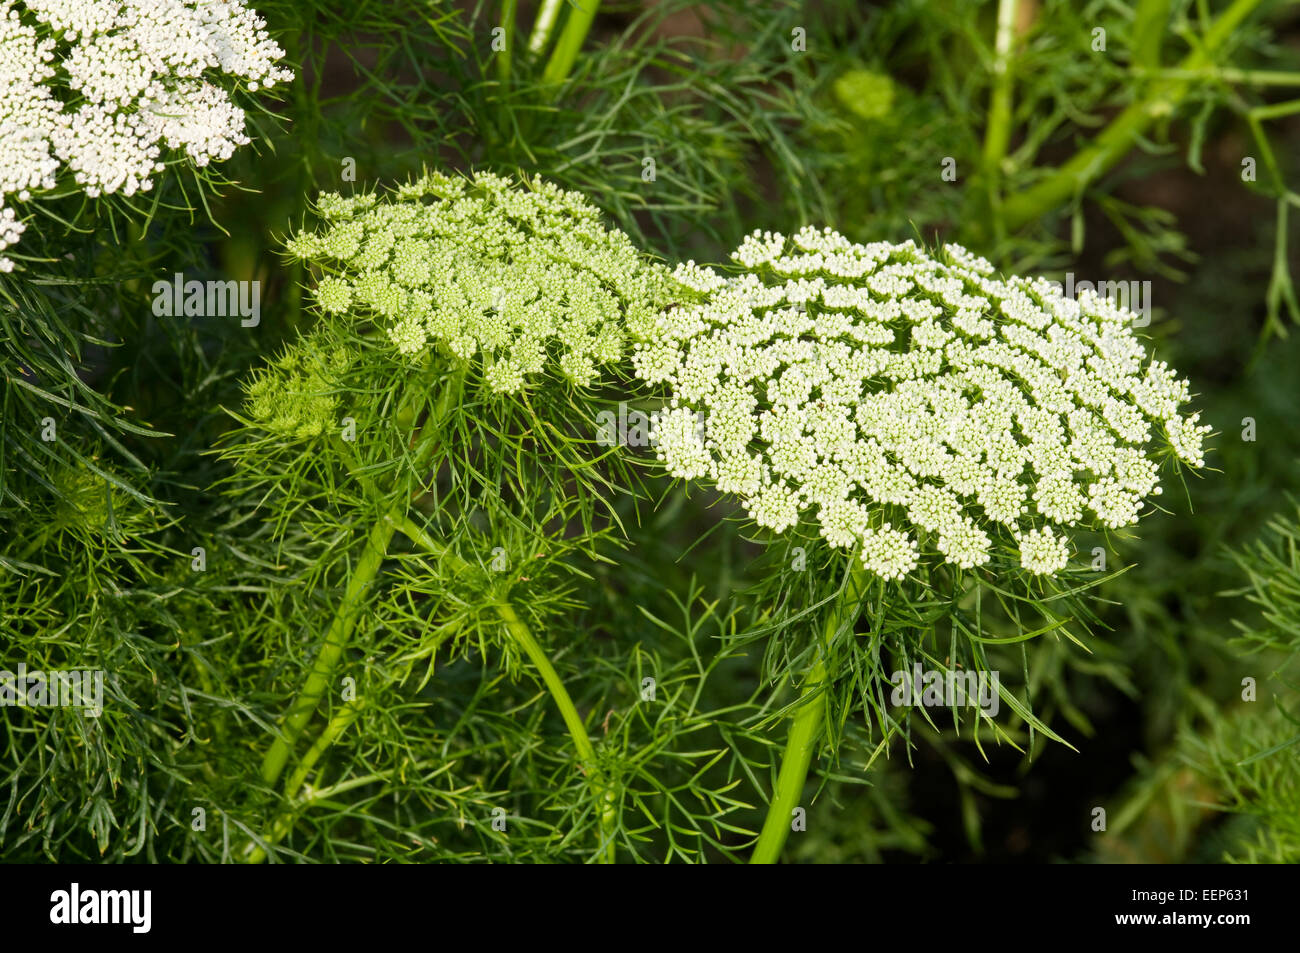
(3, 0, 1298, 865)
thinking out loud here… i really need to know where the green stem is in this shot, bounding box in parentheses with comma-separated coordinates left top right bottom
(258, 362, 464, 788)
(750, 562, 870, 865)
(527, 0, 565, 55)
(394, 514, 617, 862)
(245, 699, 366, 863)
(1251, 97, 1300, 122)
(497, 602, 616, 862)
(981, 0, 1018, 178)
(750, 659, 828, 865)
(541, 0, 602, 86)
(1264, 198, 1299, 339)
(259, 517, 395, 786)
(1131, 0, 1172, 73)
(1001, 0, 1265, 230)
(1240, 102, 1300, 338)
(980, 0, 1019, 242)
(1133, 67, 1300, 87)
(497, 0, 517, 84)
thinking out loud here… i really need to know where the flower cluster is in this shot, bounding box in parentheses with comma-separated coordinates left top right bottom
(287, 170, 675, 393)
(633, 227, 1210, 580)
(0, 0, 292, 271)
(244, 339, 352, 440)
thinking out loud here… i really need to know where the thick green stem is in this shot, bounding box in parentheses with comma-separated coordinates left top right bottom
(259, 517, 394, 786)
(750, 563, 870, 865)
(1131, 0, 1172, 73)
(527, 0, 564, 54)
(981, 0, 1018, 178)
(497, 0, 517, 84)
(245, 699, 365, 863)
(749, 655, 829, 865)
(1001, 0, 1265, 230)
(541, 0, 602, 86)
(979, 0, 1019, 243)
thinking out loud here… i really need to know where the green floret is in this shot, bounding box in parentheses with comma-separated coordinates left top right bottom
(314, 276, 353, 314)
(321, 220, 366, 259)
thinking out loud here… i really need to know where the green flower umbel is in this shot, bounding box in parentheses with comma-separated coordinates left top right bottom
(286, 170, 675, 393)
(244, 339, 352, 439)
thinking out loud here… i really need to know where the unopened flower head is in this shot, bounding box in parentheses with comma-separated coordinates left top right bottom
(244, 338, 352, 440)
(632, 227, 1210, 580)
(289, 170, 675, 393)
(0, 0, 293, 270)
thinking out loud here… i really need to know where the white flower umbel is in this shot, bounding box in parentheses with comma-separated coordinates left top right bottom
(289, 170, 675, 394)
(633, 227, 1210, 580)
(0, 0, 292, 269)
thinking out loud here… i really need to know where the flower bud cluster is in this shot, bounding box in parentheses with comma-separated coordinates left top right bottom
(289, 170, 675, 393)
(244, 340, 351, 440)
